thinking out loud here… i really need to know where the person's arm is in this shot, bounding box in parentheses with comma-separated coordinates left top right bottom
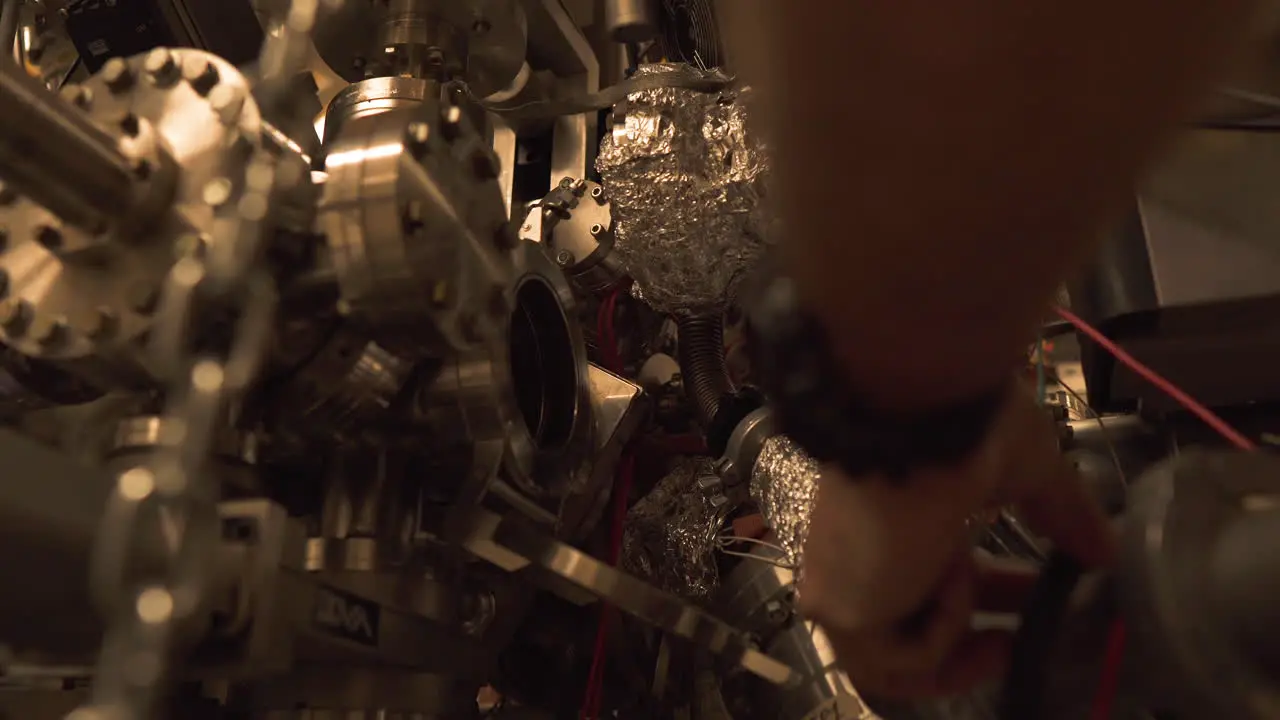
(729, 0, 1260, 410)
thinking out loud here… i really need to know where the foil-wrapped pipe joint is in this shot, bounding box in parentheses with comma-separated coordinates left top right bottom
(677, 315, 733, 429)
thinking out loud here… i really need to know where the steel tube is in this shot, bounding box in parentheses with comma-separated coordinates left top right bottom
(0, 60, 136, 231)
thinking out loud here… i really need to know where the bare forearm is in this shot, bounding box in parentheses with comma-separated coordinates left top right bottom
(729, 1, 1258, 408)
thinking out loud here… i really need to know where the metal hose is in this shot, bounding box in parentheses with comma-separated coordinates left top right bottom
(677, 315, 733, 428)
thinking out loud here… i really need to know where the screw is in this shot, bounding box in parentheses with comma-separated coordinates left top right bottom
(31, 314, 67, 347)
(182, 56, 220, 95)
(471, 148, 498, 179)
(202, 177, 234, 207)
(440, 105, 463, 141)
(0, 299, 31, 335)
(405, 121, 430, 156)
(82, 306, 117, 339)
(102, 58, 134, 93)
(60, 83, 93, 109)
(119, 113, 141, 137)
(590, 223, 603, 236)
(208, 84, 244, 125)
(590, 186, 605, 202)
(34, 224, 62, 250)
(144, 48, 177, 84)
(555, 249, 574, 267)
(128, 282, 159, 314)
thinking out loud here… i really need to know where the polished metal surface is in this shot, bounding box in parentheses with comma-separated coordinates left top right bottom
(521, 177, 624, 295)
(323, 76, 436, 145)
(465, 507, 798, 686)
(603, 0, 658, 43)
(0, 48, 266, 383)
(718, 542, 868, 720)
(717, 406, 775, 489)
(0, 59, 141, 231)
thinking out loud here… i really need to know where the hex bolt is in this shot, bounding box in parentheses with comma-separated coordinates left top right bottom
(405, 122, 431, 156)
(183, 56, 220, 95)
(0, 299, 31, 335)
(34, 225, 63, 250)
(590, 185, 605, 202)
(60, 84, 93, 109)
(128, 282, 159, 314)
(144, 48, 178, 85)
(102, 58, 134, 93)
(590, 223, 604, 236)
(555, 249, 574, 268)
(202, 177, 234, 207)
(208, 84, 245, 125)
(440, 106, 463, 141)
(82, 306, 117, 340)
(31, 314, 68, 347)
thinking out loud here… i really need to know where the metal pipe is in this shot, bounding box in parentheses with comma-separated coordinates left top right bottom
(0, 59, 137, 231)
(604, 0, 658, 43)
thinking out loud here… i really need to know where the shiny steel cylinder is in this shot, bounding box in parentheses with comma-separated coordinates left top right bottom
(0, 60, 137, 231)
(604, 0, 658, 43)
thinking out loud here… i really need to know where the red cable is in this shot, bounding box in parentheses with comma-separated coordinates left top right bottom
(580, 295, 631, 718)
(1054, 306, 1254, 719)
(1053, 307, 1254, 451)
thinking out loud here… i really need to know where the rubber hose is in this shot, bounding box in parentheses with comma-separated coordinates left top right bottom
(0, 0, 19, 65)
(677, 315, 733, 429)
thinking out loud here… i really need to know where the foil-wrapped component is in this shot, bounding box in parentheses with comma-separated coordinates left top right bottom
(621, 457, 730, 599)
(596, 63, 770, 317)
(750, 434, 821, 568)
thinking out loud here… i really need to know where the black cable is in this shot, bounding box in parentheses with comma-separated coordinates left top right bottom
(998, 551, 1084, 720)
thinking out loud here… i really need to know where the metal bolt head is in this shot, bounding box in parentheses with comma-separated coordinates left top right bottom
(405, 121, 430, 156)
(0, 299, 31, 335)
(555, 249, 574, 267)
(31, 314, 67, 347)
(144, 48, 178, 84)
(589, 223, 603, 236)
(208, 84, 245, 125)
(128, 282, 159, 314)
(202, 177, 234, 207)
(441, 106, 463, 141)
(182, 56, 220, 95)
(101, 58, 134, 93)
(590, 185, 605, 202)
(60, 83, 93, 109)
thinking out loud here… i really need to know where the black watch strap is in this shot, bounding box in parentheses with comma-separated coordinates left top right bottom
(746, 273, 1010, 480)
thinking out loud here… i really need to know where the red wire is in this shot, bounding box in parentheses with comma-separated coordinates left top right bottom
(581, 293, 631, 718)
(1053, 307, 1254, 451)
(1053, 306, 1255, 719)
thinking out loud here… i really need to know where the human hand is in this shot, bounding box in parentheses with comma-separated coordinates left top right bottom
(797, 387, 1115, 699)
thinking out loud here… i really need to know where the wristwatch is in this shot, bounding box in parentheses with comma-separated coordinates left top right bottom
(744, 271, 1010, 480)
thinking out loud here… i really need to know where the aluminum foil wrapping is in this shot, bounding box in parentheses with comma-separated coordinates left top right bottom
(621, 457, 730, 599)
(596, 63, 771, 316)
(750, 434, 821, 568)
